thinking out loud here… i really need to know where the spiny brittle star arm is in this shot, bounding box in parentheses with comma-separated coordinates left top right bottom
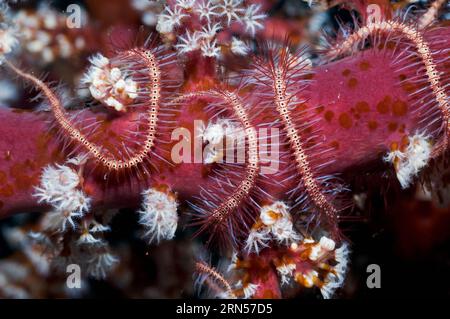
(210, 90, 259, 223)
(174, 90, 260, 225)
(4, 48, 162, 171)
(195, 261, 234, 296)
(273, 66, 339, 222)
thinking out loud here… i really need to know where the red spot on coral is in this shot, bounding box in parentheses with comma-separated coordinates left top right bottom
(316, 105, 324, 114)
(368, 121, 378, 130)
(386, 41, 396, 50)
(324, 111, 334, 122)
(10, 162, 39, 191)
(339, 113, 353, 129)
(388, 122, 398, 132)
(35, 132, 60, 164)
(376, 96, 391, 114)
(342, 69, 351, 77)
(401, 82, 416, 93)
(0, 184, 14, 197)
(330, 141, 340, 149)
(347, 78, 358, 88)
(359, 61, 371, 71)
(392, 100, 408, 116)
(24, 159, 36, 170)
(297, 102, 309, 110)
(303, 126, 312, 134)
(378, 41, 396, 50)
(0, 171, 6, 185)
(390, 141, 399, 151)
(355, 101, 370, 113)
(401, 135, 409, 150)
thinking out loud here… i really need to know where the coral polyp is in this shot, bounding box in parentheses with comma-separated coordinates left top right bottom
(0, 0, 448, 300)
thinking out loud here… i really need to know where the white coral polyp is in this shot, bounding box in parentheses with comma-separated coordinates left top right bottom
(201, 39, 221, 58)
(271, 237, 350, 298)
(200, 118, 245, 164)
(242, 4, 266, 35)
(276, 263, 296, 285)
(34, 161, 91, 232)
(55, 189, 91, 213)
(38, 190, 90, 232)
(41, 209, 83, 232)
(176, 0, 196, 10)
(245, 201, 300, 254)
(244, 227, 270, 255)
(195, 1, 219, 24)
(175, 30, 202, 54)
(384, 132, 431, 189)
(46, 164, 80, 190)
(319, 236, 336, 251)
(138, 188, 179, 244)
(302, 270, 319, 288)
(87, 252, 119, 279)
(156, 0, 265, 59)
(34, 164, 80, 203)
(240, 282, 259, 299)
(320, 243, 350, 299)
(0, 28, 18, 56)
(201, 119, 229, 145)
(335, 243, 350, 267)
(260, 201, 289, 226)
(156, 6, 187, 34)
(308, 236, 336, 261)
(77, 231, 102, 245)
(218, 0, 245, 26)
(89, 221, 111, 233)
(271, 217, 300, 244)
(261, 202, 299, 243)
(230, 37, 249, 55)
(82, 53, 138, 112)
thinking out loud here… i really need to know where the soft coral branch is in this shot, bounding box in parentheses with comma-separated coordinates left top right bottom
(1, 39, 446, 218)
